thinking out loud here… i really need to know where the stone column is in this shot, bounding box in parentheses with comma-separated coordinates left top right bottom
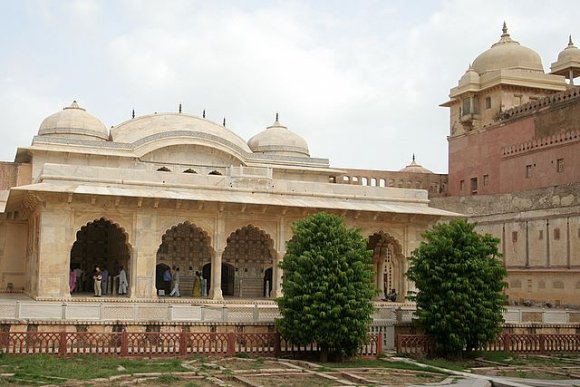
(377, 255, 386, 299)
(210, 212, 226, 301)
(273, 218, 286, 298)
(209, 249, 224, 300)
(273, 252, 285, 298)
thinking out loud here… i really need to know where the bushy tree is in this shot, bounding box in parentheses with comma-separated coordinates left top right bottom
(276, 212, 375, 361)
(406, 219, 507, 357)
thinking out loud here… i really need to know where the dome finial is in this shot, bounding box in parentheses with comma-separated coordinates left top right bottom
(179, 103, 182, 114)
(412, 153, 415, 162)
(202, 109, 206, 118)
(502, 21, 508, 36)
(275, 112, 279, 122)
(223, 117, 226, 127)
(132, 109, 135, 119)
(569, 35, 574, 47)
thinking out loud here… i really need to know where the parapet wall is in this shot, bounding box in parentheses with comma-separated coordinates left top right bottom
(431, 182, 580, 217)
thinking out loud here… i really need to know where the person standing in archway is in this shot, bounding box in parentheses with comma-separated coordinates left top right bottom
(163, 267, 172, 295)
(192, 271, 202, 297)
(101, 267, 109, 295)
(169, 267, 180, 297)
(69, 267, 77, 293)
(93, 266, 102, 297)
(116, 265, 128, 295)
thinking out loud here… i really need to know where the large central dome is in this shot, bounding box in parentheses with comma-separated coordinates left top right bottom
(472, 23, 544, 75)
(110, 113, 252, 154)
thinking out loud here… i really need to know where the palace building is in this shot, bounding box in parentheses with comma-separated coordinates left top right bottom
(0, 23, 578, 308)
(0, 103, 454, 301)
(340, 24, 580, 306)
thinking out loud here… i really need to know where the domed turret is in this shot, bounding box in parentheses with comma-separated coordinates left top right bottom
(550, 35, 580, 84)
(472, 23, 544, 75)
(248, 114, 310, 157)
(458, 65, 480, 86)
(399, 155, 433, 174)
(38, 101, 109, 141)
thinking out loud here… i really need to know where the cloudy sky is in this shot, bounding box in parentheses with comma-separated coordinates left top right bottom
(1, 1, 578, 173)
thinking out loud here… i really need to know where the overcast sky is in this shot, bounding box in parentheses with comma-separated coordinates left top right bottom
(1, 0, 578, 173)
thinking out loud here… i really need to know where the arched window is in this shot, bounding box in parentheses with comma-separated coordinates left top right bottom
(209, 170, 222, 176)
(157, 167, 171, 172)
(183, 168, 197, 174)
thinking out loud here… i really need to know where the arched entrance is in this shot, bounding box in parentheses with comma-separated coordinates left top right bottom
(156, 222, 212, 297)
(223, 225, 275, 298)
(70, 218, 130, 296)
(368, 232, 404, 301)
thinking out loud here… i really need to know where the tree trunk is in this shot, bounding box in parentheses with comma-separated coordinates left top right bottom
(320, 344, 328, 362)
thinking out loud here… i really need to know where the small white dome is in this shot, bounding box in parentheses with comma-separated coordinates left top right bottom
(399, 155, 433, 174)
(472, 23, 544, 75)
(557, 36, 580, 64)
(39, 101, 109, 141)
(248, 115, 310, 157)
(459, 65, 481, 86)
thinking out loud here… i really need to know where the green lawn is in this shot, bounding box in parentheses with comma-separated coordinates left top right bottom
(0, 354, 188, 384)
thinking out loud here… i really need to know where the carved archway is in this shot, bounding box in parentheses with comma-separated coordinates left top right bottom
(156, 221, 212, 297)
(223, 225, 275, 298)
(368, 232, 404, 301)
(69, 218, 131, 296)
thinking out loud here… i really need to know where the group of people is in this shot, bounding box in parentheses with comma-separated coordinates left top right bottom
(69, 265, 128, 297)
(161, 267, 204, 297)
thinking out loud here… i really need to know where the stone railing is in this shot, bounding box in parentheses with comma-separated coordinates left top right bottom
(0, 331, 383, 358)
(499, 87, 580, 122)
(501, 128, 580, 157)
(396, 333, 580, 357)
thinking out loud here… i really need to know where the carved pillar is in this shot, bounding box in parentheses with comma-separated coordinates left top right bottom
(210, 249, 224, 300)
(377, 255, 386, 299)
(273, 251, 285, 298)
(210, 212, 226, 300)
(273, 218, 286, 298)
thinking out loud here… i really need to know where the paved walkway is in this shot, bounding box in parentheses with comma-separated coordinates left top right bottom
(394, 357, 580, 387)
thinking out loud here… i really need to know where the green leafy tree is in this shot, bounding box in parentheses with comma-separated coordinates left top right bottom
(276, 212, 375, 361)
(406, 219, 507, 357)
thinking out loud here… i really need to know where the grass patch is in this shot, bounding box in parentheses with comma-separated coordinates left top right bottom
(414, 358, 468, 372)
(0, 354, 187, 383)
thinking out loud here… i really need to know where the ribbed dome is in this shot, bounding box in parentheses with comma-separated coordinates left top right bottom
(248, 115, 310, 157)
(472, 23, 544, 75)
(557, 36, 580, 63)
(38, 101, 109, 141)
(399, 155, 433, 174)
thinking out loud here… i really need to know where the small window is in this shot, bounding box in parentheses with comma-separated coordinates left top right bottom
(157, 167, 171, 172)
(557, 158, 564, 173)
(512, 231, 518, 243)
(208, 170, 222, 176)
(183, 168, 197, 174)
(470, 177, 478, 194)
(483, 174, 489, 186)
(526, 165, 533, 178)
(485, 97, 491, 109)
(539, 230, 543, 240)
(554, 228, 560, 240)
(460, 180, 465, 191)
